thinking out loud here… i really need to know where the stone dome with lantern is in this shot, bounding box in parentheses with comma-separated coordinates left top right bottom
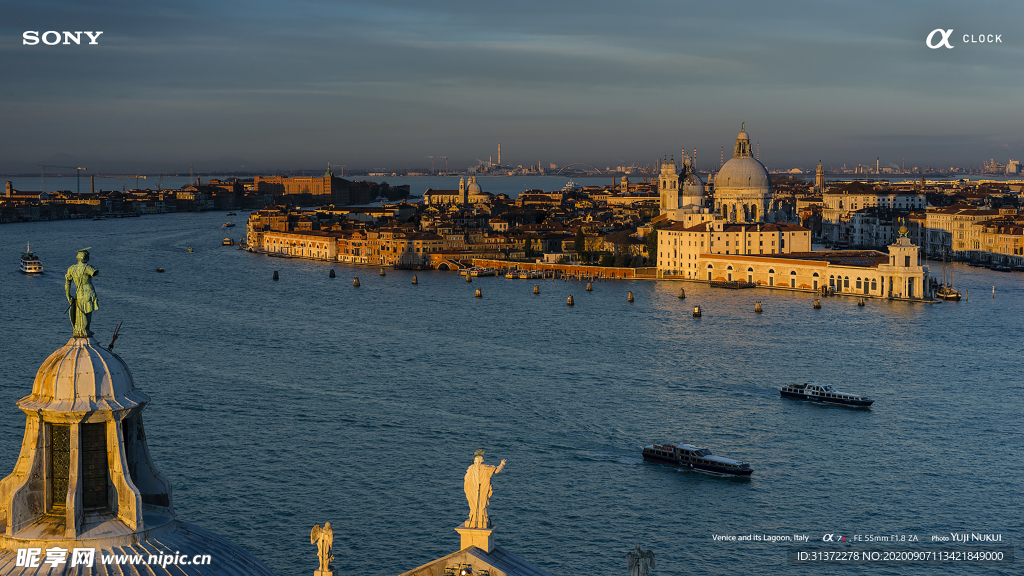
(0, 253, 279, 576)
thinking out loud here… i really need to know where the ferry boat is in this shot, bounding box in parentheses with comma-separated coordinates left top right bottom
(642, 443, 753, 476)
(780, 383, 874, 407)
(223, 222, 236, 228)
(20, 243, 43, 274)
(505, 269, 520, 279)
(470, 267, 496, 277)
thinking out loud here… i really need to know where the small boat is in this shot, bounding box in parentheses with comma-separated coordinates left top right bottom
(226, 212, 237, 216)
(187, 247, 194, 253)
(643, 443, 753, 476)
(223, 222, 236, 228)
(156, 268, 165, 273)
(505, 269, 520, 279)
(935, 285, 962, 301)
(470, 267, 496, 277)
(20, 243, 43, 274)
(780, 383, 873, 407)
(936, 251, 961, 301)
(92, 216, 105, 221)
(222, 238, 235, 246)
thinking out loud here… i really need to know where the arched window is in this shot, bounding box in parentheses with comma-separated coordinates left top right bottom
(812, 272, 819, 277)
(707, 264, 714, 269)
(856, 277, 862, 289)
(748, 267, 754, 272)
(843, 276, 850, 289)
(871, 278, 877, 291)
(727, 265, 733, 270)
(829, 275, 835, 287)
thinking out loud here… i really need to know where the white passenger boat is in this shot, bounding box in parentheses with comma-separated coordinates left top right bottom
(643, 443, 753, 476)
(20, 243, 43, 274)
(780, 383, 873, 407)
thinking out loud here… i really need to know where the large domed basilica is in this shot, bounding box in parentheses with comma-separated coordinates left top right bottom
(713, 124, 772, 222)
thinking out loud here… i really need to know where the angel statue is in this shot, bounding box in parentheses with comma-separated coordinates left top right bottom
(626, 545, 655, 576)
(310, 522, 334, 574)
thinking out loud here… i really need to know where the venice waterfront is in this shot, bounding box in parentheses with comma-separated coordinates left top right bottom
(1, 212, 1020, 576)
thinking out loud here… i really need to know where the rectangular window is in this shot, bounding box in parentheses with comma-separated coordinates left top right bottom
(49, 424, 71, 511)
(81, 423, 109, 510)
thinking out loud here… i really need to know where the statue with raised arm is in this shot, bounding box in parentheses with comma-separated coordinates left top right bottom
(310, 522, 334, 575)
(65, 249, 99, 338)
(463, 449, 506, 529)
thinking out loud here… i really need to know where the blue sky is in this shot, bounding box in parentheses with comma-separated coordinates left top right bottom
(2, 0, 1022, 172)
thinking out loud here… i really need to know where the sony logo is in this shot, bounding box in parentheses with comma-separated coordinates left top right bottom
(23, 31, 104, 46)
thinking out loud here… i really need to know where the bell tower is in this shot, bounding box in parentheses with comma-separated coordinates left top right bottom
(658, 158, 679, 214)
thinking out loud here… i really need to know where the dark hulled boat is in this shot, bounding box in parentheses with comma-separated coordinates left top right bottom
(642, 443, 753, 476)
(780, 383, 873, 407)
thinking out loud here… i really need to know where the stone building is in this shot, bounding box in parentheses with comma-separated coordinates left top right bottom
(712, 126, 772, 222)
(656, 221, 812, 278)
(0, 333, 278, 575)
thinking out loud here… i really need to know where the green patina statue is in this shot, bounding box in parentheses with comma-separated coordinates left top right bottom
(65, 249, 99, 338)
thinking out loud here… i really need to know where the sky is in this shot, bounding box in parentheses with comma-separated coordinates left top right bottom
(2, 0, 1022, 173)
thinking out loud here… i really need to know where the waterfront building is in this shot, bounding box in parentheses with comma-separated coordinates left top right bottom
(922, 204, 1003, 257)
(712, 126, 772, 222)
(820, 182, 926, 246)
(262, 229, 341, 260)
(253, 170, 374, 205)
(657, 221, 811, 278)
(705, 240, 925, 297)
(970, 213, 1024, 263)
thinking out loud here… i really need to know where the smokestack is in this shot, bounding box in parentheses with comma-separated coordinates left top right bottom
(498, 144, 501, 165)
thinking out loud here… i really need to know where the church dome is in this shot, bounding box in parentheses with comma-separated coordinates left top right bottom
(716, 157, 770, 190)
(18, 337, 149, 413)
(681, 172, 704, 196)
(467, 181, 482, 194)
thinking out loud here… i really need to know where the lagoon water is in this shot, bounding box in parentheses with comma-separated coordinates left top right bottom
(0, 212, 1020, 575)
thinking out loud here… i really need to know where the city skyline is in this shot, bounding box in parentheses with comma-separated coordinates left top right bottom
(3, 1, 1022, 173)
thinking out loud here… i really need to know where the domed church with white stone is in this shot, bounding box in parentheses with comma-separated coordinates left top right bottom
(712, 124, 773, 223)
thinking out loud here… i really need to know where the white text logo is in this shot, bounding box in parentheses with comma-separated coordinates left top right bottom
(926, 29, 954, 49)
(23, 31, 103, 46)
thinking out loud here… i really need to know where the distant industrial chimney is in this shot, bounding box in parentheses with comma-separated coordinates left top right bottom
(498, 144, 501, 165)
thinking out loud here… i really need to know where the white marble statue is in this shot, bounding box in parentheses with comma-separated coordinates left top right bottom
(310, 522, 334, 573)
(464, 449, 505, 529)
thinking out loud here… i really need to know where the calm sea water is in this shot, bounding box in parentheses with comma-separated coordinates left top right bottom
(0, 213, 1020, 576)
